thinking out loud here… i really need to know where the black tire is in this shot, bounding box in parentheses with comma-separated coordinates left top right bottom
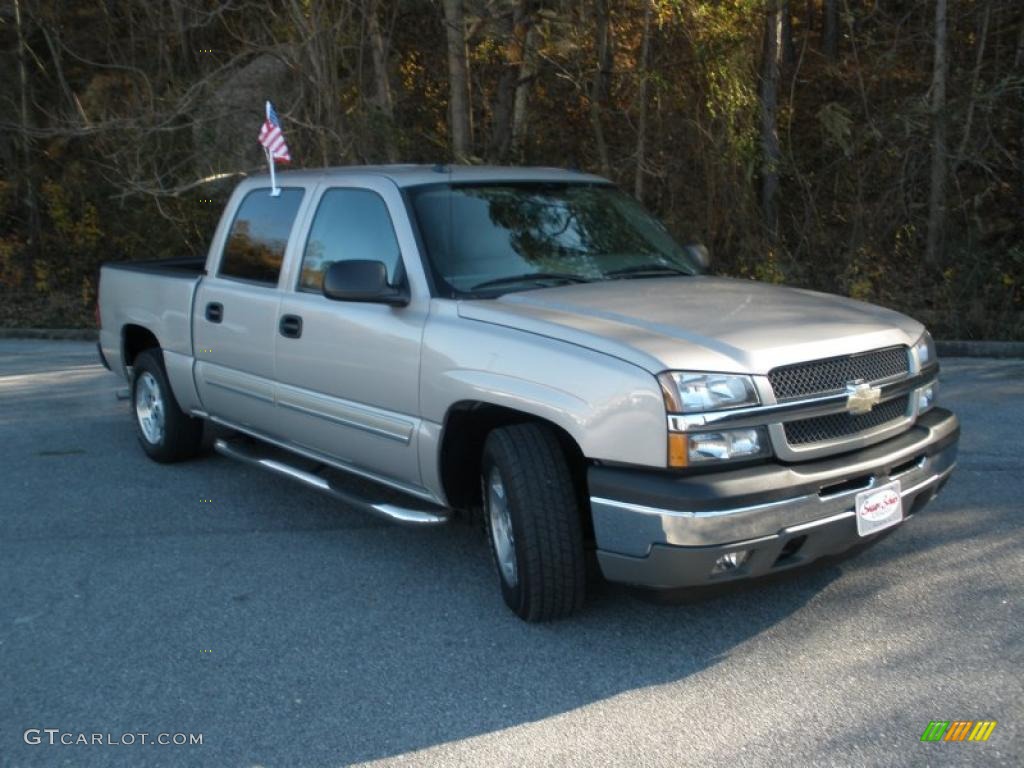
(481, 423, 587, 621)
(131, 349, 203, 463)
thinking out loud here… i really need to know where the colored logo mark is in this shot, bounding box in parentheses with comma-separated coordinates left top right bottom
(920, 720, 997, 742)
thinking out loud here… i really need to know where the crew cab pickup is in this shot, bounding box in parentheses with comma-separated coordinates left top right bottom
(98, 165, 959, 621)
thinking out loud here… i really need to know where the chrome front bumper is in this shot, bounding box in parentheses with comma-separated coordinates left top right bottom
(589, 408, 959, 589)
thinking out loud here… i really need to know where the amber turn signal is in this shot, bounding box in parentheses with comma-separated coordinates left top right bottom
(668, 433, 688, 468)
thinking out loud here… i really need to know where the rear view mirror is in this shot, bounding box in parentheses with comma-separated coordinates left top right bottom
(322, 260, 408, 306)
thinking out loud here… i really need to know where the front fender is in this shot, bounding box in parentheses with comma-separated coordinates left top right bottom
(420, 304, 667, 468)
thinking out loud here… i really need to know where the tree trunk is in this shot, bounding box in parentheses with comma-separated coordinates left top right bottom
(926, 0, 948, 266)
(286, 0, 340, 166)
(487, 1, 531, 162)
(511, 23, 538, 159)
(760, 2, 783, 237)
(442, 0, 471, 162)
(823, 0, 838, 61)
(367, 0, 398, 162)
(14, 0, 39, 288)
(589, 0, 613, 177)
(953, 1, 990, 173)
(634, 0, 653, 200)
(781, 0, 796, 67)
(1016, 12, 1024, 213)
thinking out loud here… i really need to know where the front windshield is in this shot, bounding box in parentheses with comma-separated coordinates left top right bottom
(408, 182, 699, 297)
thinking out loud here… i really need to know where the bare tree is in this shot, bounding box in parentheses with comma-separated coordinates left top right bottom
(634, 0, 653, 200)
(781, 0, 796, 67)
(13, 0, 40, 284)
(760, 1, 783, 236)
(442, 0, 471, 161)
(277, 0, 347, 167)
(589, 0, 613, 176)
(367, 0, 398, 162)
(953, 0, 991, 172)
(1016, 8, 1024, 213)
(823, 0, 838, 61)
(926, 0, 948, 265)
(510, 22, 538, 158)
(488, 0, 532, 162)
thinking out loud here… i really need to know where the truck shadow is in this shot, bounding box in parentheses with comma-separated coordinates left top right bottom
(217, 486, 851, 766)
(207, 443, 1010, 766)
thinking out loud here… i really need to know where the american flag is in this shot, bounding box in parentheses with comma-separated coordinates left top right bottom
(258, 101, 291, 163)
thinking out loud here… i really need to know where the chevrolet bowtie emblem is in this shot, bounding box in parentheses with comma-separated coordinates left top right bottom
(846, 381, 881, 415)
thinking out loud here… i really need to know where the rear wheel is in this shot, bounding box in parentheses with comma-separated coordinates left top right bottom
(481, 423, 587, 621)
(131, 349, 203, 463)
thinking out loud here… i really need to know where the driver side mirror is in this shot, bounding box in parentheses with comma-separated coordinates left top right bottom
(685, 243, 711, 273)
(322, 260, 409, 306)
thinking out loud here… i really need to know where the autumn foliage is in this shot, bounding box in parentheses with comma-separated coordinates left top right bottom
(0, 1, 1021, 337)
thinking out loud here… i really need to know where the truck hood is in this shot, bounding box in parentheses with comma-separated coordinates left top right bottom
(457, 277, 924, 375)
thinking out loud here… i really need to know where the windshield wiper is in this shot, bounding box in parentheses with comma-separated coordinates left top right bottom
(470, 272, 592, 291)
(604, 263, 692, 279)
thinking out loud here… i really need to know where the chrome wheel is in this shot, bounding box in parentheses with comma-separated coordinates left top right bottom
(135, 371, 165, 445)
(486, 466, 518, 587)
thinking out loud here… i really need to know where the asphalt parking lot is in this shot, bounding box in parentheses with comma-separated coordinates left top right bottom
(1, 339, 1021, 767)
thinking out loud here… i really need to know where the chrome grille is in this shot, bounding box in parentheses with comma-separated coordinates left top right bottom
(784, 395, 910, 446)
(768, 346, 909, 401)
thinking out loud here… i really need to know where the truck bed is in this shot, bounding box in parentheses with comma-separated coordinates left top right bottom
(101, 256, 206, 278)
(98, 257, 204, 387)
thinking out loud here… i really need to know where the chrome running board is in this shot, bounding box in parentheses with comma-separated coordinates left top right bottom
(213, 438, 450, 527)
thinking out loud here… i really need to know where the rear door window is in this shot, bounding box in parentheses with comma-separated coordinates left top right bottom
(219, 188, 304, 285)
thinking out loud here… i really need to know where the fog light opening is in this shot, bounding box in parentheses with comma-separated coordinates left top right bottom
(916, 383, 937, 413)
(710, 549, 751, 575)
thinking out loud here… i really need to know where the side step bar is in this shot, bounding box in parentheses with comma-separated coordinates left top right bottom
(213, 438, 449, 526)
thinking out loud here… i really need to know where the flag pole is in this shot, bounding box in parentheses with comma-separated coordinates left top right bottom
(265, 146, 280, 197)
(265, 101, 280, 197)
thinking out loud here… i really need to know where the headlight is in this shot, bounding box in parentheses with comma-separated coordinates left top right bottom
(913, 331, 936, 370)
(658, 372, 759, 413)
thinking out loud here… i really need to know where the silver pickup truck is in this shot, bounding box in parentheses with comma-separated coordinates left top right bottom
(98, 165, 959, 621)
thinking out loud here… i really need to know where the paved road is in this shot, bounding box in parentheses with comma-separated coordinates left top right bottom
(1, 340, 1021, 767)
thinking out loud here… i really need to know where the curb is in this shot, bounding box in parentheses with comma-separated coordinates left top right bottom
(0, 329, 1021, 357)
(936, 340, 1024, 359)
(0, 328, 99, 341)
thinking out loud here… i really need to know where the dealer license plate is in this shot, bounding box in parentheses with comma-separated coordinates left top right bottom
(855, 480, 903, 537)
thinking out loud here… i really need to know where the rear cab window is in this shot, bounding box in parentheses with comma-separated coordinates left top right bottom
(219, 188, 305, 285)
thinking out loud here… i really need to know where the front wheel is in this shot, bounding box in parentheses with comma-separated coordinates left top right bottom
(482, 423, 587, 621)
(131, 349, 203, 463)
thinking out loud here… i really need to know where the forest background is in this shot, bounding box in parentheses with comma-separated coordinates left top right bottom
(1, 0, 1021, 338)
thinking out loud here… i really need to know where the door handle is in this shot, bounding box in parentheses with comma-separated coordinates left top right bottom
(205, 302, 223, 323)
(279, 314, 303, 339)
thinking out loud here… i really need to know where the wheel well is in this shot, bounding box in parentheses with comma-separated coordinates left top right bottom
(122, 325, 160, 368)
(439, 402, 593, 538)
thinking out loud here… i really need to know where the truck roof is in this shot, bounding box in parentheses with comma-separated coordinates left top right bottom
(249, 164, 609, 188)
